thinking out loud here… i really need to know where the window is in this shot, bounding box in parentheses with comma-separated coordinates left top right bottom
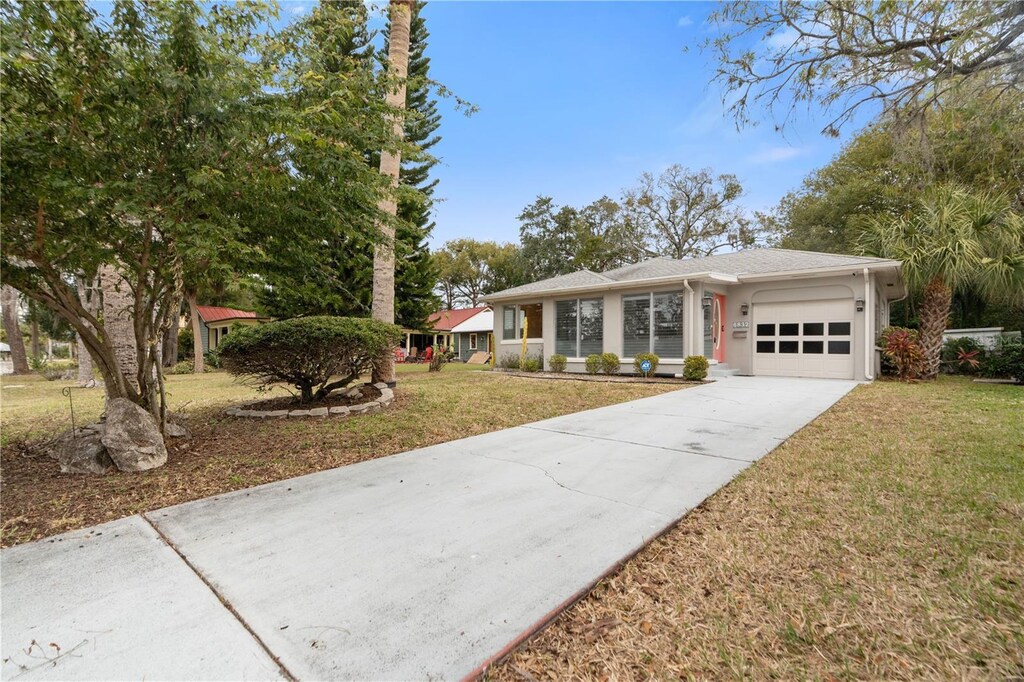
(779, 323, 800, 336)
(828, 340, 851, 354)
(803, 323, 824, 336)
(756, 324, 775, 336)
(623, 292, 684, 358)
(503, 303, 543, 341)
(829, 322, 851, 335)
(779, 341, 799, 353)
(556, 298, 604, 357)
(756, 341, 775, 353)
(469, 333, 477, 350)
(803, 340, 824, 354)
(502, 306, 516, 341)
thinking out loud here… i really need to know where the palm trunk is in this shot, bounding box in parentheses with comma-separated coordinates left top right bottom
(1, 284, 31, 374)
(918, 277, 952, 380)
(371, 0, 414, 386)
(187, 293, 205, 373)
(99, 264, 140, 391)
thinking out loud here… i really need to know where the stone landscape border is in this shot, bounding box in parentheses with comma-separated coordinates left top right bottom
(224, 383, 395, 419)
(493, 369, 706, 385)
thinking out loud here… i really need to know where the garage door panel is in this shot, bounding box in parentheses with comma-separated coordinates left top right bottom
(752, 299, 854, 380)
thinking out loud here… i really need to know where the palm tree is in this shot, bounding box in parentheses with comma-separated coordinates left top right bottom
(859, 184, 1024, 379)
(371, 0, 414, 385)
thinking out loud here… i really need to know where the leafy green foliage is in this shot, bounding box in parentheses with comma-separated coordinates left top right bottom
(218, 317, 402, 404)
(942, 337, 986, 375)
(981, 337, 1024, 383)
(432, 239, 525, 307)
(585, 354, 602, 375)
(519, 355, 542, 373)
(498, 353, 521, 370)
(633, 352, 659, 376)
(428, 344, 447, 372)
(600, 352, 621, 375)
(548, 354, 568, 373)
(683, 355, 709, 381)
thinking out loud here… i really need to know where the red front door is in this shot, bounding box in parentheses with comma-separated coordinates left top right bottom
(713, 293, 726, 363)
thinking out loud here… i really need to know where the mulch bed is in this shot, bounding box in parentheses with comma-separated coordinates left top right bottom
(494, 370, 703, 385)
(239, 384, 382, 411)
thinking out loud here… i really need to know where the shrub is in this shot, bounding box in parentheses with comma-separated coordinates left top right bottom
(548, 354, 568, 373)
(879, 326, 924, 381)
(169, 360, 196, 375)
(585, 354, 602, 374)
(498, 353, 521, 370)
(600, 352, 620, 375)
(29, 354, 48, 372)
(520, 355, 542, 372)
(941, 337, 985, 375)
(633, 352, 659, 376)
(428, 344, 447, 372)
(683, 355, 709, 381)
(218, 316, 402, 404)
(981, 337, 1024, 383)
(178, 326, 194, 359)
(204, 350, 222, 369)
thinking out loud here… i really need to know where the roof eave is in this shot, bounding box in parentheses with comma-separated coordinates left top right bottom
(483, 272, 737, 302)
(735, 260, 903, 283)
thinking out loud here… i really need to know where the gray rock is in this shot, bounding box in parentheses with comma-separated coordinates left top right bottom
(101, 398, 168, 472)
(225, 407, 240, 416)
(168, 411, 190, 423)
(165, 421, 191, 439)
(53, 427, 114, 474)
(289, 409, 310, 418)
(378, 388, 394, 402)
(308, 407, 328, 417)
(329, 406, 350, 416)
(266, 410, 290, 418)
(373, 382, 389, 390)
(343, 387, 363, 399)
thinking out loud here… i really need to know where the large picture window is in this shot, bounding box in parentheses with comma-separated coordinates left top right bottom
(623, 292, 684, 358)
(555, 298, 603, 357)
(503, 303, 543, 341)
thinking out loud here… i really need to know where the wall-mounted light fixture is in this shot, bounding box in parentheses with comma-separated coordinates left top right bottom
(855, 298, 865, 312)
(740, 303, 749, 316)
(702, 293, 713, 308)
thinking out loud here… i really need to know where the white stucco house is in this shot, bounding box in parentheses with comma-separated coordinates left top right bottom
(485, 248, 905, 380)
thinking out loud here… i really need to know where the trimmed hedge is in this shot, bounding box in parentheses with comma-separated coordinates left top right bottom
(218, 316, 402, 404)
(683, 355, 709, 381)
(585, 354, 602, 374)
(633, 352, 659, 376)
(548, 354, 568, 373)
(600, 352, 620, 375)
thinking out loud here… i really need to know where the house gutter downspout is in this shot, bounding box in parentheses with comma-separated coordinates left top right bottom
(682, 279, 693, 358)
(864, 268, 874, 381)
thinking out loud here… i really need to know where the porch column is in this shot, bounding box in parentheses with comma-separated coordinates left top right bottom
(406, 332, 411, 350)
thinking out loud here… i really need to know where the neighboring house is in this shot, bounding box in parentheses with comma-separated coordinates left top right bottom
(485, 248, 905, 380)
(450, 308, 493, 362)
(195, 306, 266, 354)
(403, 307, 489, 357)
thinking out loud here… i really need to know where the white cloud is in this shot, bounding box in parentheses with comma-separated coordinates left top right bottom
(288, 3, 308, 15)
(746, 145, 805, 164)
(765, 27, 800, 50)
(677, 16, 694, 27)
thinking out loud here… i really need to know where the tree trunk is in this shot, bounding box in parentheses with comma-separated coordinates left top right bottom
(1, 284, 31, 374)
(75, 276, 99, 387)
(918, 276, 952, 380)
(371, 0, 414, 386)
(99, 264, 140, 391)
(28, 302, 40, 359)
(187, 292, 205, 373)
(162, 312, 179, 367)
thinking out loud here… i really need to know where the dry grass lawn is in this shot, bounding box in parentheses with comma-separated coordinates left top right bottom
(0, 364, 680, 547)
(489, 378, 1024, 681)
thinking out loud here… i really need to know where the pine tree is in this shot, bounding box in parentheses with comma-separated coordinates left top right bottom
(389, 2, 440, 328)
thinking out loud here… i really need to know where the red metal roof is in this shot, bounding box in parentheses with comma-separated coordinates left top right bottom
(425, 307, 489, 331)
(196, 305, 260, 324)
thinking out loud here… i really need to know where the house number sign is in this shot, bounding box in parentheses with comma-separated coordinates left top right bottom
(733, 321, 750, 329)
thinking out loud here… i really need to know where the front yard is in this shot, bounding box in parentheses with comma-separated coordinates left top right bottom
(0, 365, 680, 547)
(490, 377, 1024, 680)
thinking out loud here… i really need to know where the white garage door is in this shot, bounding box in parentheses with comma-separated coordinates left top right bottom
(752, 299, 855, 379)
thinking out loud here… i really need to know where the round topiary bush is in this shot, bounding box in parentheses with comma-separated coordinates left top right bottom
(600, 352, 620, 375)
(633, 352, 659, 376)
(548, 354, 568, 373)
(683, 355, 709, 381)
(585, 354, 602, 374)
(218, 316, 402, 404)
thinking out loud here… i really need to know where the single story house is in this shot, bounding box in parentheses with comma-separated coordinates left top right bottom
(195, 305, 266, 354)
(402, 307, 489, 358)
(485, 248, 905, 381)
(450, 308, 493, 362)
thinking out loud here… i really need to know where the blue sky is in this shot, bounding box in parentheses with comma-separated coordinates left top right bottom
(378, 0, 876, 249)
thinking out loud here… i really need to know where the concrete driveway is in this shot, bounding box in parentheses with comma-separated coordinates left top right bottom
(1, 377, 857, 681)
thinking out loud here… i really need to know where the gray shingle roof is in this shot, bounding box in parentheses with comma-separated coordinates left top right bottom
(486, 248, 899, 300)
